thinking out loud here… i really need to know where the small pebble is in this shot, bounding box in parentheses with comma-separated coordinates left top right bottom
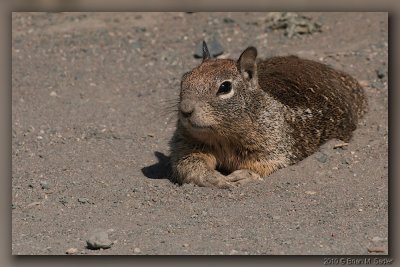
(86, 229, 113, 250)
(132, 41, 142, 50)
(341, 158, 351, 165)
(183, 243, 189, 247)
(136, 27, 146, 33)
(368, 246, 385, 253)
(59, 197, 68, 205)
(133, 247, 141, 253)
(229, 249, 239, 255)
(78, 198, 89, 204)
(376, 68, 386, 79)
(50, 91, 57, 97)
(223, 17, 235, 24)
(66, 248, 78, 255)
(305, 191, 317, 195)
(194, 35, 224, 58)
(315, 152, 328, 163)
(359, 80, 369, 87)
(40, 181, 50, 190)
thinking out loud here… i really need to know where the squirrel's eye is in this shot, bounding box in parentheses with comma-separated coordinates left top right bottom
(217, 81, 232, 95)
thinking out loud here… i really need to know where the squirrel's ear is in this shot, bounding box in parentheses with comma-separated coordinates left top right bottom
(238, 47, 258, 80)
(202, 41, 211, 62)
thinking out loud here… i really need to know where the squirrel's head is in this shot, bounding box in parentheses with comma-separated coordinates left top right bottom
(178, 42, 260, 141)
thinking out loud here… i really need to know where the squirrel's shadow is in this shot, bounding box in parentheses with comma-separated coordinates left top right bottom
(141, 152, 172, 180)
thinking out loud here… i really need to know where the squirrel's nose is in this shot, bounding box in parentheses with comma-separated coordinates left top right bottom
(180, 100, 195, 118)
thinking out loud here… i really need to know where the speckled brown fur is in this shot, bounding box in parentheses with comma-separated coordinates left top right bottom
(257, 56, 367, 161)
(169, 44, 367, 188)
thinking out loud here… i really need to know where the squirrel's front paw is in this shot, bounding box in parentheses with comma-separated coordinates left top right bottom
(225, 169, 263, 186)
(182, 171, 233, 189)
(202, 172, 234, 189)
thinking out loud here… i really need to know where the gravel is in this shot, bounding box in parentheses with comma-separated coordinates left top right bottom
(11, 12, 388, 256)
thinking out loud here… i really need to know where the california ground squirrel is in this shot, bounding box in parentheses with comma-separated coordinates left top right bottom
(169, 42, 367, 188)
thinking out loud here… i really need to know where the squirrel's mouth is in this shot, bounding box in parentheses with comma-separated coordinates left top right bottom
(189, 121, 210, 129)
(180, 117, 211, 131)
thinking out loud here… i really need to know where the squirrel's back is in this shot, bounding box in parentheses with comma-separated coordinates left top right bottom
(257, 55, 367, 160)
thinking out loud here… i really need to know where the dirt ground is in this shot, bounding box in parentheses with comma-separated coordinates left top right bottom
(11, 12, 388, 255)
